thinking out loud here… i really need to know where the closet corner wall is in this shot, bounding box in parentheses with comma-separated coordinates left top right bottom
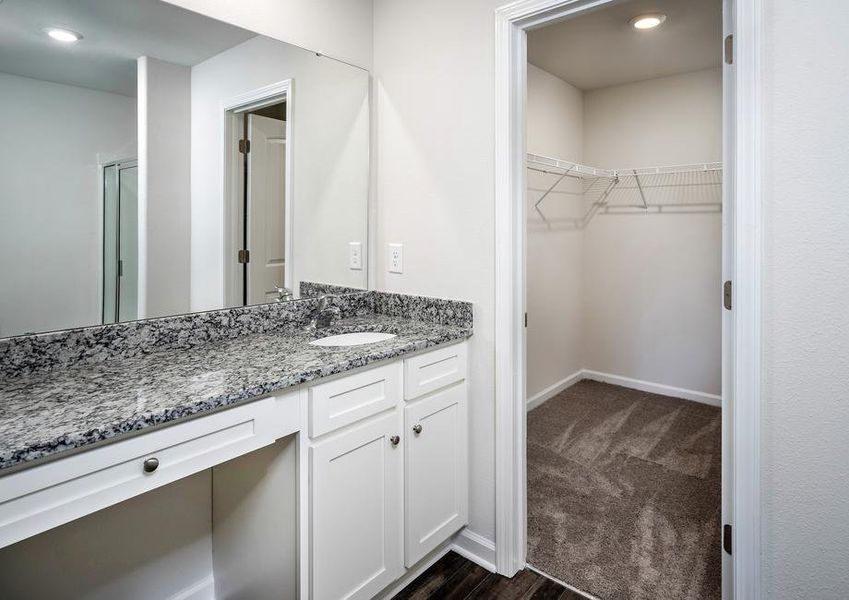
(526, 64, 723, 407)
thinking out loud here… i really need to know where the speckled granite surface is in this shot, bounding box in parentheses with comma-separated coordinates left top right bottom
(0, 293, 473, 473)
(0, 293, 374, 379)
(0, 291, 472, 379)
(299, 281, 366, 298)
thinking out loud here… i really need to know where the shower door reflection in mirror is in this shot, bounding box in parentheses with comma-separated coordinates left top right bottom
(102, 161, 139, 325)
(0, 0, 369, 338)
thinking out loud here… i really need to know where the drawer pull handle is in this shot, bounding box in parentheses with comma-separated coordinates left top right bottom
(389, 435, 400, 447)
(412, 424, 423, 435)
(143, 457, 160, 473)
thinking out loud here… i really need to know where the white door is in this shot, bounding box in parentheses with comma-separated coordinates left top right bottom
(404, 383, 468, 567)
(247, 113, 287, 304)
(310, 412, 403, 600)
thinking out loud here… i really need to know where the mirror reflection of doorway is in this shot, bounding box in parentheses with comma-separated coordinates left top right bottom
(102, 160, 138, 324)
(242, 106, 287, 305)
(223, 83, 293, 309)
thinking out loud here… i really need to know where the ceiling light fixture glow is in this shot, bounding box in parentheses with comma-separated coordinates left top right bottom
(45, 28, 83, 43)
(630, 14, 666, 30)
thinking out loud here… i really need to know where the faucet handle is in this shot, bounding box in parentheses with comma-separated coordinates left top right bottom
(274, 284, 293, 302)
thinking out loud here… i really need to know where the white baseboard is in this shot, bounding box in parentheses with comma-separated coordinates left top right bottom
(527, 369, 721, 409)
(581, 370, 721, 407)
(451, 528, 496, 573)
(167, 575, 215, 600)
(526, 370, 583, 411)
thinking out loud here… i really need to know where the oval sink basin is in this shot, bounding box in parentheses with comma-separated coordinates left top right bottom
(310, 332, 397, 347)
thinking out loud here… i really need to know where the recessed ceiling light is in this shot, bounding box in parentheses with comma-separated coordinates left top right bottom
(630, 14, 666, 30)
(44, 28, 83, 43)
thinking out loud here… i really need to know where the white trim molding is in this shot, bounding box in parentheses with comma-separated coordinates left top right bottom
(451, 528, 497, 573)
(731, 1, 764, 598)
(582, 370, 722, 407)
(527, 370, 721, 411)
(494, 0, 763, 596)
(526, 370, 583, 411)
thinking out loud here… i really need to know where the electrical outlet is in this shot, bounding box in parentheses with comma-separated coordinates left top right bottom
(388, 243, 403, 274)
(349, 242, 362, 270)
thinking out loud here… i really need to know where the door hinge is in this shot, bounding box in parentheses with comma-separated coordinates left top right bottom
(238, 139, 251, 154)
(117, 259, 123, 277)
(723, 280, 732, 310)
(524, 312, 528, 328)
(238, 249, 250, 264)
(724, 34, 734, 65)
(723, 524, 732, 555)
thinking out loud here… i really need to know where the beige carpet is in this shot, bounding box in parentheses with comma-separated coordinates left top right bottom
(527, 380, 722, 600)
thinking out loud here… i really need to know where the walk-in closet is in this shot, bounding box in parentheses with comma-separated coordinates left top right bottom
(524, 1, 725, 598)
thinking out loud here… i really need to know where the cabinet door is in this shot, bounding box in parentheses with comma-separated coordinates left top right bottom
(310, 412, 403, 600)
(404, 382, 468, 566)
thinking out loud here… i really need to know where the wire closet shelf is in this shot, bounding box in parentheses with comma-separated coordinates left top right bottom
(527, 152, 723, 228)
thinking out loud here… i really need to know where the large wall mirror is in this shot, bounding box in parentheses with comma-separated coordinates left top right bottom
(0, 0, 369, 338)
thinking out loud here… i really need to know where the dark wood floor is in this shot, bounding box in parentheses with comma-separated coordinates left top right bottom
(392, 551, 586, 600)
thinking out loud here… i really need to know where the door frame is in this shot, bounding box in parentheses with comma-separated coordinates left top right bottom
(222, 80, 294, 307)
(493, 1, 764, 599)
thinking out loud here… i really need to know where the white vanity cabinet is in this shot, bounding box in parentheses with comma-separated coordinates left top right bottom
(404, 381, 468, 567)
(0, 340, 468, 600)
(307, 341, 468, 600)
(310, 412, 404, 600)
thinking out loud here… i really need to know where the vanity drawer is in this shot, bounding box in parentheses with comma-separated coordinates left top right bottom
(0, 394, 294, 550)
(404, 342, 467, 400)
(309, 363, 402, 438)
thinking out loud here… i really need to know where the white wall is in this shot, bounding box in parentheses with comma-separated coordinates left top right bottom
(761, 1, 849, 597)
(526, 64, 585, 399)
(0, 472, 214, 599)
(137, 57, 192, 319)
(162, 0, 374, 70)
(373, 0, 501, 543)
(0, 73, 136, 337)
(189, 36, 369, 311)
(582, 68, 722, 396)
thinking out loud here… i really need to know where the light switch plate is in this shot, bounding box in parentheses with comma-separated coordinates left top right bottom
(349, 242, 362, 270)
(388, 243, 403, 274)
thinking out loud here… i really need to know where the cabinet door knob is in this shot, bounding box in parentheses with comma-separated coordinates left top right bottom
(143, 457, 160, 473)
(389, 435, 400, 446)
(412, 424, 423, 435)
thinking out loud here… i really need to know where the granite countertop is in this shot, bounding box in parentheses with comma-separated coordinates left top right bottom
(0, 314, 471, 474)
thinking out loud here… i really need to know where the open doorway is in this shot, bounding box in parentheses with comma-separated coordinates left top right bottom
(521, 1, 727, 598)
(224, 82, 293, 307)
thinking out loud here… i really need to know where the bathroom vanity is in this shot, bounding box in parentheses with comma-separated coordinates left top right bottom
(0, 292, 472, 599)
(0, 2, 472, 597)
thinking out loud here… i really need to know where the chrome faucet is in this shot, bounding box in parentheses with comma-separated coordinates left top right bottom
(313, 294, 341, 329)
(274, 285, 294, 302)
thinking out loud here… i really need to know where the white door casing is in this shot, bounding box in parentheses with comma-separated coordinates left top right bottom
(493, 1, 763, 598)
